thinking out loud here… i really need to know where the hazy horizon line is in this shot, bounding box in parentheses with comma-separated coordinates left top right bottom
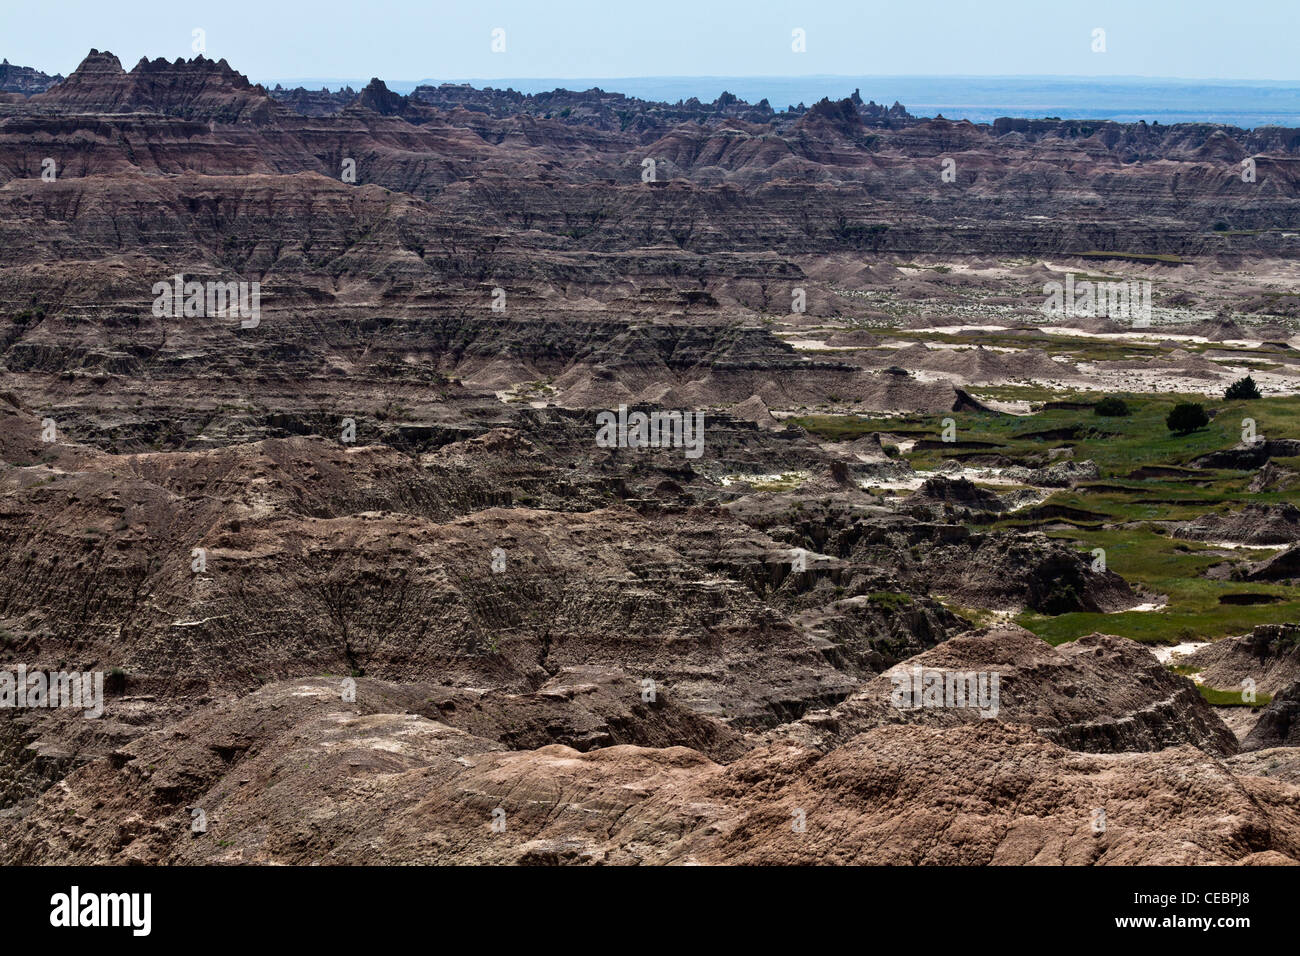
(262, 73, 1300, 90)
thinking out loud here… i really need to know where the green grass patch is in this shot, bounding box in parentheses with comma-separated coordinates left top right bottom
(796, 397, 1300, 645)
(787, 415, 882, 442)
(966, 384, 1094, 405)
(1018, 527, 1300, 645)
(935, 602, 999, 629)
(867, 591, 914, 612)
(739, 472, 807, 492)
(796, 395, 1300, 477)
(1073, 251, 1189, 265)
(1196, 685, 1272, 707)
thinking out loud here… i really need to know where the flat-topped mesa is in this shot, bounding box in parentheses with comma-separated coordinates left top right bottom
(31, 49, 281, 124)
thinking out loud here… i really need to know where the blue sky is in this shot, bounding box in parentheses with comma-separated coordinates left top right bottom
(3, 0, 1297, 83)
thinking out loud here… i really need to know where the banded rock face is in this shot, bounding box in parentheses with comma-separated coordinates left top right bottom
(1183, 624, 1300, 697)
(0, 677, 1292, 866)
(774, 626, 1239, 757)
(0, 59, 61, 95)
(1244, 680, 1300, 751)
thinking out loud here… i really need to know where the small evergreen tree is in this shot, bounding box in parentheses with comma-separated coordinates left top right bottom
(1225, 375, 1262, 400)
(1094, 396, 1130, 416)
(1166, 402, 1209, 435)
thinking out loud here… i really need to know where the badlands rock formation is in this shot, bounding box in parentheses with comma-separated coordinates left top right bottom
(4, 669, 1297, 866)
(2, 52, 1300, 864)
